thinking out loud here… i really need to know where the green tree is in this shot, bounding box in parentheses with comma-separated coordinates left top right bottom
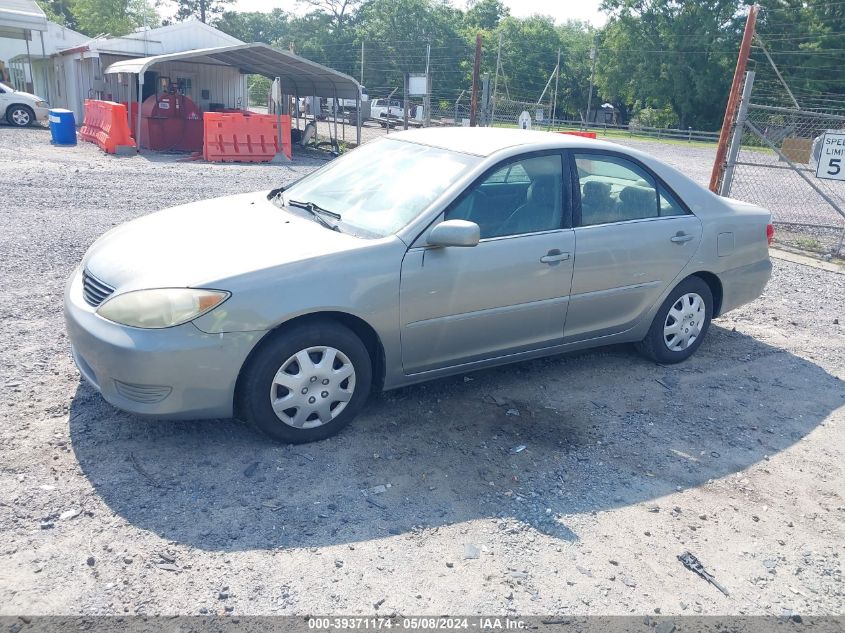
(174, 0, 233, 24)
(296, 0, 363, 37)
(215, 9, 290, 44)
(493, 15, 562, 104)
(595, 0, 742, 129)
(351, 0, 469, 98)
(751, 0, 845, 109)
(555, 21, 595, 119)
(35, 0, 76, 29)
(464, 0, 508, 31)
(71, 0, 159, 36)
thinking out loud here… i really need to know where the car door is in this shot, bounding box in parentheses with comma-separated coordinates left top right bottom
(0, 84, 9, 118)
(400, 152, 575, 374)
(564, 151, 702, 342)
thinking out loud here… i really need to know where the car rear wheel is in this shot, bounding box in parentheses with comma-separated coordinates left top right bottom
(635, 276, 713, 364)
(237, 320, 372, 443)
(7, 105, 34, 127)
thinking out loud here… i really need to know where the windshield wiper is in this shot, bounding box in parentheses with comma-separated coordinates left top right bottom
(287, 199, 342, 231)
(268, 186, 286, 200)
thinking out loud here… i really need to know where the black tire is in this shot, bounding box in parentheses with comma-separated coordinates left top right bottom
(6, 105, 35, 127)
(237, 320, 372, 444)
(635, 276, 713, 364)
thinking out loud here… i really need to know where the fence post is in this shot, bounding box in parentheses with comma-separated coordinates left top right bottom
(719, 71, 755, 197)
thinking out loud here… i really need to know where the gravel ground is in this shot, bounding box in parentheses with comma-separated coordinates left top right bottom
(1, 125, 843, 617)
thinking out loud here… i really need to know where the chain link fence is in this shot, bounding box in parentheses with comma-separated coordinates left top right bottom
(724, 80, 845, 258)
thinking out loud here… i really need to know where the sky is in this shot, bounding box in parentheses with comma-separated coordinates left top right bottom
(227, 0, 608, 26)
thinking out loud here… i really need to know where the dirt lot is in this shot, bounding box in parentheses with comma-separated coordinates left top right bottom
(0, 126, 843, 617)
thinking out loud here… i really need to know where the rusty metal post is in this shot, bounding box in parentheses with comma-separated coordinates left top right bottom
(720, 71, 755, 197)
(709, 4, 758, 193)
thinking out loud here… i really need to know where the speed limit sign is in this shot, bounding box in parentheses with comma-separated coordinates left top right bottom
(815, 131, 845, 181)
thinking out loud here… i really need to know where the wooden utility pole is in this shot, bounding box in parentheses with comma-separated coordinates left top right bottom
(709, 4, 759, 193)
(470, 33, 482, 127)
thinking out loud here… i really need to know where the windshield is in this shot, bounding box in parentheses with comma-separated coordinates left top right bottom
(282, 138, 479, 237)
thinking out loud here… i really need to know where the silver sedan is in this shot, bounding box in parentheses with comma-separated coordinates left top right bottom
(65, 128, 773, 443)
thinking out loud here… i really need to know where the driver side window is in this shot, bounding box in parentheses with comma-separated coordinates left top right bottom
(446, 154, 563, 239)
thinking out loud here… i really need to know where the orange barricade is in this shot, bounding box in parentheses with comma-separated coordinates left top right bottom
(80, 100, 136, 154)
(558, 130, 597, 139)
(203, 112, 292, 163)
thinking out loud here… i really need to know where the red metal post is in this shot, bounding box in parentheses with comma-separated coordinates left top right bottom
(709, 4, 758, 193)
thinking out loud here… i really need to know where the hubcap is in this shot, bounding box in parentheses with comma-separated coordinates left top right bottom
(269, 346, 356, 429)
(663, 292, 705, 352)
(12, 109, 30, 126)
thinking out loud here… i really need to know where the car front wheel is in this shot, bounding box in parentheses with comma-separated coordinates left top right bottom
(7, 105, 34, 127)
(635, 276, 713, 363)
(237, 320, 372, 443)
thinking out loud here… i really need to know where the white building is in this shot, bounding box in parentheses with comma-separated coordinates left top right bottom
(50, 20, 247, 120)
(0, 19, 87, 99)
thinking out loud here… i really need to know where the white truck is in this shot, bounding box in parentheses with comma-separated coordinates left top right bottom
(369, 98, 404, 126)
(327, 86, 369, 111)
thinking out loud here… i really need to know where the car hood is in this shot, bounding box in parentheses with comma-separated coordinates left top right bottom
(9, 90, 44, 102)
(83, 191, 365, 291)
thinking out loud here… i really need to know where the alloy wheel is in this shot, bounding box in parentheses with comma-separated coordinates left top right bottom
(663, 292, 705, 352)
(269, 346, 356, 429)
(11, 108, 31, 126)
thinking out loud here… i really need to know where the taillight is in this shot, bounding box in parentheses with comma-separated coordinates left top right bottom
(766, 223, 774, 246)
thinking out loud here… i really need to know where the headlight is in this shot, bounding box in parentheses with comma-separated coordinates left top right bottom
(35, 100, 48, 108)
(96, 288, 230, 329)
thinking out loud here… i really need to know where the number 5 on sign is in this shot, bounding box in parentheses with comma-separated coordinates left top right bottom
(816, 132, 845, 181)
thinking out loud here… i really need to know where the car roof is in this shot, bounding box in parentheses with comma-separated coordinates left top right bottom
(389, 127, 626, 157)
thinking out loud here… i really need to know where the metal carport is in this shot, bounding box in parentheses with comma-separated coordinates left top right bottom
(103, 42, 363, 150)
(0, 0, 49, 98)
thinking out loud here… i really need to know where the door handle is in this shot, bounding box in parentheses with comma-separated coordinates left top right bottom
(540, 250, 571, 264)
(671, 232, 695, 244)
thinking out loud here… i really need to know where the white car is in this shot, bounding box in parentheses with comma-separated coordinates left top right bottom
(0, 81, 49, 126)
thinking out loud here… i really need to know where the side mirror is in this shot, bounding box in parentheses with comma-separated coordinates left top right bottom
(428, 220, 480, 248)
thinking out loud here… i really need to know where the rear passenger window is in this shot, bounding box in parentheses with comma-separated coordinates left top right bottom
(659, 185, 688, 217)
(575, 154, 659, 226)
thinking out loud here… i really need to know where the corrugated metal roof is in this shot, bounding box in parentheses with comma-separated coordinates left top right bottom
(103, 42, 361, 100)
(0, 0, 48, 33)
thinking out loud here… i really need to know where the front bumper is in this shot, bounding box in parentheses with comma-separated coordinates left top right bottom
(64, 268, 262, 419)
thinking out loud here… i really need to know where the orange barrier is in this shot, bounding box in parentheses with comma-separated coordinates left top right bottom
(79, 100, 135, 153)
(558, 130, 597, 139)
(203, 112, 292, 163)
(80, 100, 136, 154)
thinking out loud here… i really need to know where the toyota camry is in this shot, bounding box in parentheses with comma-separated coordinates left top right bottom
(65, 128, 773, 443)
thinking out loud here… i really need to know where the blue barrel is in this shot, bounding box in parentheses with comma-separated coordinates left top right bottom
(48, 108, 77, 145)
